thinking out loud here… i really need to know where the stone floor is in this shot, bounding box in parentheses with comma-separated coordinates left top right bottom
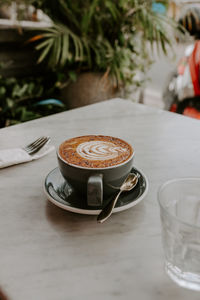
(141, 42, 190, 109)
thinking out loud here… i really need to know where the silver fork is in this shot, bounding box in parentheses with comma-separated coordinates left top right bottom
(23, 136, 50, 155)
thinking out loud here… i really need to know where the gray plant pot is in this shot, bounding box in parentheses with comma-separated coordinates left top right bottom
(60, 72, 125, 109)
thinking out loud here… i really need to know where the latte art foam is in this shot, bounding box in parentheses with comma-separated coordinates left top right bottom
(76, 141, 126, 161)
(59, 135, 133, 168)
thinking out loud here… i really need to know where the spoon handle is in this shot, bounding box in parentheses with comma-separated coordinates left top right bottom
(97, 189, 122, 223)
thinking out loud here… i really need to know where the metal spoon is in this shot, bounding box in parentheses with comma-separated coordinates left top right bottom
(97, 173, 139, 223)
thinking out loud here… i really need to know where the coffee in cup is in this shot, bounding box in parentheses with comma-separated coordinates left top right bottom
(57, 135, 134, 206)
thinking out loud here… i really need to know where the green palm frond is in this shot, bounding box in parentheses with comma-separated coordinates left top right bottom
(34, 24, 85, 68)
(32, 0, 178, 85)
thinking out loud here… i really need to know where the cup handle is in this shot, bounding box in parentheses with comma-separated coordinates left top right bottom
(87, 174, 103, 206)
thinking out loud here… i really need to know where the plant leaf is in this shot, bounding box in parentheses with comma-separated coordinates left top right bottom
(60, 34, 69, 67)
(35, 38, 53, 50)
(37, 42, 52, 64)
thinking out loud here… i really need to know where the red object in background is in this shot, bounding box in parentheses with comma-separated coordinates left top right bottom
(170, 103, 200, 119)
(189, 41, 200, 96)
(170, 103, 177, 112)
(183, 106, 200, 119)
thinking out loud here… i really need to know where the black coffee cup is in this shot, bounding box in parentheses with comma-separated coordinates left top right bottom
(57, 135, 134, 207)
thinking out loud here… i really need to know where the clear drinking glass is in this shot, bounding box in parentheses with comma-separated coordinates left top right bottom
(158, 178, 200, 291)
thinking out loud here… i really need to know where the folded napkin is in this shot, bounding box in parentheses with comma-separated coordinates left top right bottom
(0, 144, 55, 168)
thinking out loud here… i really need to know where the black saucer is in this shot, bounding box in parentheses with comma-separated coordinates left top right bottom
(44, 167, 148, 215)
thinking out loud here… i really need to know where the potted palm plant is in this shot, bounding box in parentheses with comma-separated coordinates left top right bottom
(28, 0, 177, 108)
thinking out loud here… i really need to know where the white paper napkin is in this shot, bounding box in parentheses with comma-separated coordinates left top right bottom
(0, 144, 55, 168)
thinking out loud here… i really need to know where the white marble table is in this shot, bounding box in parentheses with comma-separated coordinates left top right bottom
(0, 98, 200, 300)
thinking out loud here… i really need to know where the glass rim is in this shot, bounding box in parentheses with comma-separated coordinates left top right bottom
(158, 177, 200, 230)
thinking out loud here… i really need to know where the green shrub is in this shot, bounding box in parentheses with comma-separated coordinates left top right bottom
(0, 73, 66, 127)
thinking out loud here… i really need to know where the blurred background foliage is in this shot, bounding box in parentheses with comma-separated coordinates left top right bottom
(30, 0, 175, 86)
(0, 72, 66, 127)
(0, 0, 179, 127)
